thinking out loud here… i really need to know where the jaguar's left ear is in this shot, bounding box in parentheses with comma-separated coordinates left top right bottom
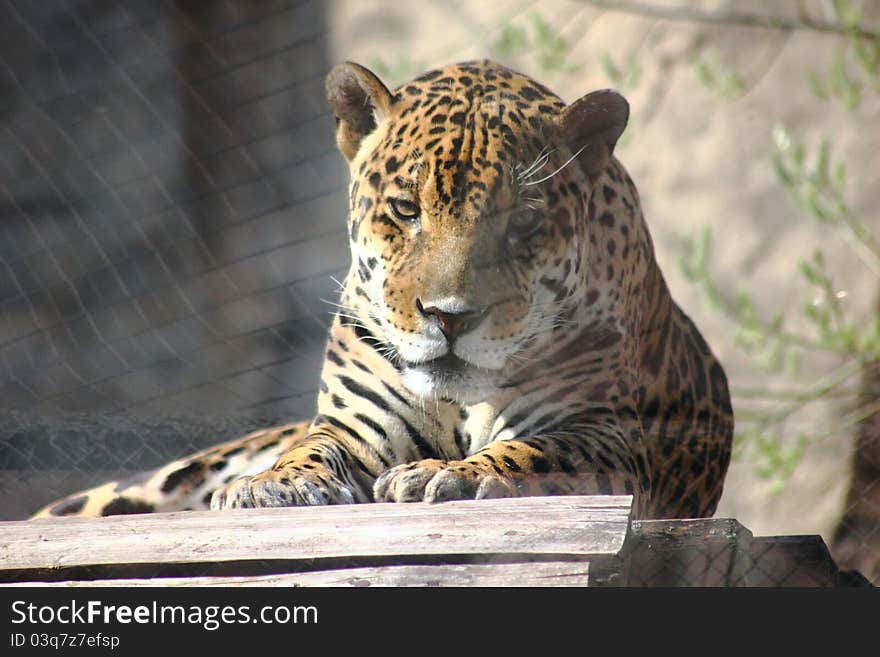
(326, 62, 394, 162)
(556, 89, 629, 179)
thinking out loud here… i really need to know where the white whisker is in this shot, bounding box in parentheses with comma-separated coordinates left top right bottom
(523, 144, 589, 187)
(332, 312, 366, 323)
(320, 298, 360, 312)
(516, 146, 555, 182)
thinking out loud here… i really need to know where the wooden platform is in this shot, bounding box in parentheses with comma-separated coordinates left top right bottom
(0, 496, 869, 586)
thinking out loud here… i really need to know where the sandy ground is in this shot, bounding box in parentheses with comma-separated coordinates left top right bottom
(325, 0, 880, 542)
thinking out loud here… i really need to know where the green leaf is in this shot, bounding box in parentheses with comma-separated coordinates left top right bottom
(697, 226, 711, 262)
(599, 52, 621, 85)
(844, 81, 862, 110)
(830, 47, 850, 86)
(529, 12, 552, 41)
(772, 124, 792, 153)
(696, 60, 714, 88)
(804, 301, 818, 321)
(853, 38, 880, 75)
(771, 154, 793, 186)
(785, 349, 801, 375)
(770, 312, 785, 333)
(721, 70, 745, 97)
(831, 0, 862, 28)
(862, 313, 880, 357)
(626, 57, 643, 88)
(839, 322, 858, 351)
(816, 139, 831, 181)
(768, 477, 786, 496)
(792, 142, 805, 170)
(808, 71, 829, 99)
(832, 161, 847, 192)
(493, 23, 528, 58)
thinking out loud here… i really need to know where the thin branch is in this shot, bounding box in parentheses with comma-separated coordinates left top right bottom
(797, 397, 880, 446)
(753, 359, 864, 428)
(578, 0, 880, 42)
(734, 386, 858, 401)
(837, 209, 880, 277)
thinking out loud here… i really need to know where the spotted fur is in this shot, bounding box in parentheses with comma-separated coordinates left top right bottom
(32, 60, 733, 521)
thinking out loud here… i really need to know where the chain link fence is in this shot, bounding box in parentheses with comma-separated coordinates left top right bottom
(0, 0, 347, 519)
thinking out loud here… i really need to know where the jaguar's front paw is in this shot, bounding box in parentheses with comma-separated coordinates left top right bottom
(210, 468, 357, 509)
(373, 459, 517, 503)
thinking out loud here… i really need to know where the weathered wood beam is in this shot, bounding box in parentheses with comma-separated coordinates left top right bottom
(0, 495, 632, 573)
(3, 562, 592, 587)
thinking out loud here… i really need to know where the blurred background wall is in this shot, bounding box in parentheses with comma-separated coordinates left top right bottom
(0, 0, 346, 517)
(1, 0, 877, 581)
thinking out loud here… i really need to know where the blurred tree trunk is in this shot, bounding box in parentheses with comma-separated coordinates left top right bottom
(831, 295, 880, 585)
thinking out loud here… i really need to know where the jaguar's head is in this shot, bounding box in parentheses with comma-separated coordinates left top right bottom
(326, 60, 628, 403)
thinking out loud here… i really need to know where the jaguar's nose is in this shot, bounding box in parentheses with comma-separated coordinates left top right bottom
(416, 298, 484, 343)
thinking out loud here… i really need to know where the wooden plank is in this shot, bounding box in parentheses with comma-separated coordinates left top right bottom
(0, 495, 632, 572)
(3, 562, 590, 587)
(626, 518, 754, 586)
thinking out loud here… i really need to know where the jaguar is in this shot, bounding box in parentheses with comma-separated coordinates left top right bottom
(33, 59, 733, 521)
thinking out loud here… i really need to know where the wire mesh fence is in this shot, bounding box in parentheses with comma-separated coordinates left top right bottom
(0, 0, 876, 587)
(0, 0, 347, 519)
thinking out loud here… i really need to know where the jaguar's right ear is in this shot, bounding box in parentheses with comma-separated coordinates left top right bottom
(326, 62, 394, 162)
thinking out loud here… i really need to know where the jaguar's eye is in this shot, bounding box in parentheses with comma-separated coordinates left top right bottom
(508, 207, 543, 237)
(388, 198, 420, 223)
